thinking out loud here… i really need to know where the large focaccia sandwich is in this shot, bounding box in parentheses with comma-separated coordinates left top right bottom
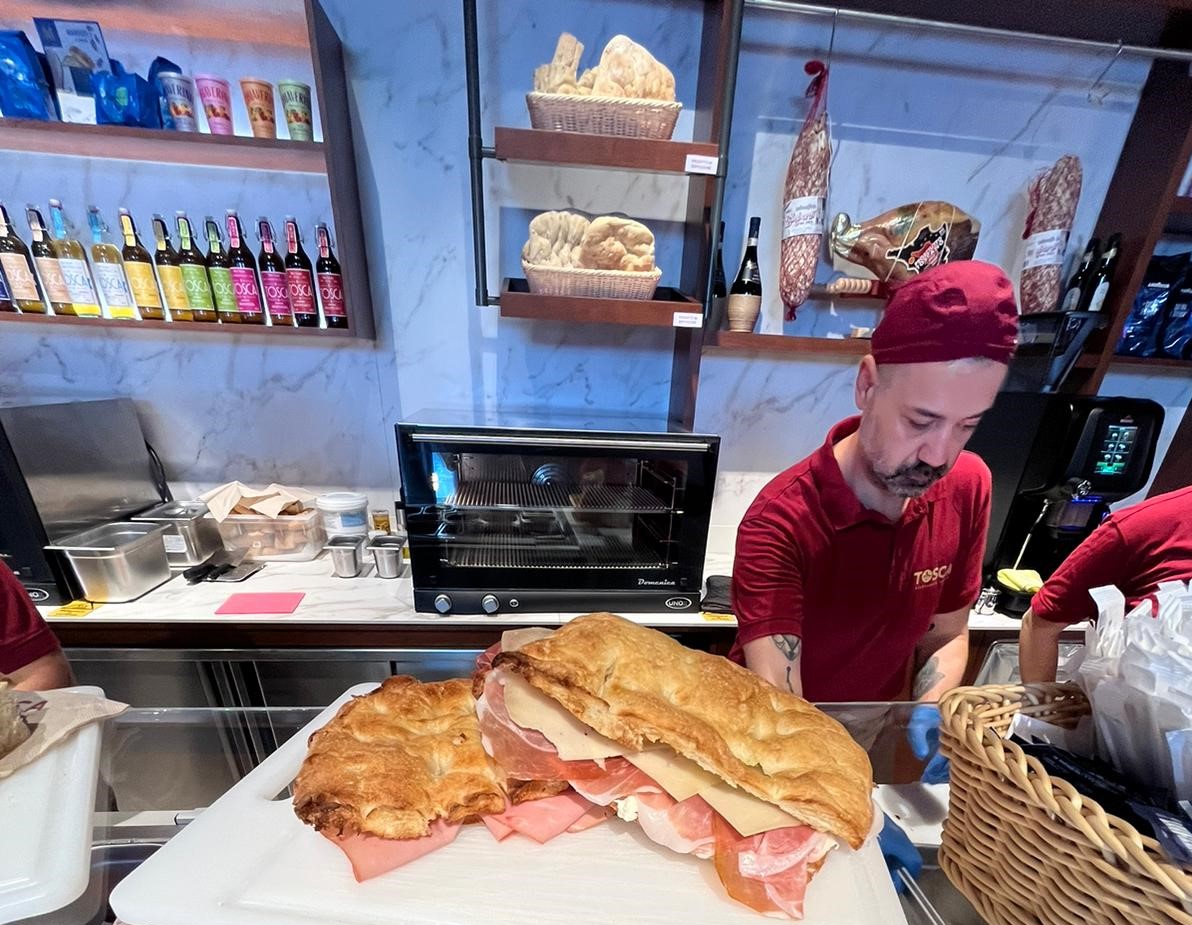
(478, 613, 874, 918)
(292, 615, 874, 919)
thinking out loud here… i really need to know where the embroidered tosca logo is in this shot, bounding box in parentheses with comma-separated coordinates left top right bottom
(913, 564, 953, 588)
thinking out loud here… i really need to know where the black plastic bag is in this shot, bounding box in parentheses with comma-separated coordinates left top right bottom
(1117, 253, 1189, 357)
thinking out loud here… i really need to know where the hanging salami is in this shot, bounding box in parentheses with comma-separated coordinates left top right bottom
(1019, 154, 1082, 314)
(779, 60, 830, 321)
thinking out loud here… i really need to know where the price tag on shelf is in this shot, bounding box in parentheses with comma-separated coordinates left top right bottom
(684, 153, 719, 175)
(673, 311, 704, 328)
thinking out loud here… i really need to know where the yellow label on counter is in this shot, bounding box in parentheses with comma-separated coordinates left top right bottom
(49, 599, 101, 618)
(701, 612, 735, 623)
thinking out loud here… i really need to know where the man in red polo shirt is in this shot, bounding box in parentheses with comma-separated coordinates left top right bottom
(731, 260, 1018, 704)
(1, 560, 73, 690)
(1019, 485, 1192, 682)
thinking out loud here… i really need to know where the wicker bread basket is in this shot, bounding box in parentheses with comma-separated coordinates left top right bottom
(522, 262, 662, 300)
(526, 92, 681, 140)
(939, 683, 1192, 925)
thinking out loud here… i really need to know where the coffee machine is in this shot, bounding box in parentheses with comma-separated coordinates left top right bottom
(966, 394, 1163, 611)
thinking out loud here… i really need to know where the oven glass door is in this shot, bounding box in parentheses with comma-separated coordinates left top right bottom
(399, 430, 715, 594)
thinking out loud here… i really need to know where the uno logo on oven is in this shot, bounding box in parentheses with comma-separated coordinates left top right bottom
(665, 597, 692, 610)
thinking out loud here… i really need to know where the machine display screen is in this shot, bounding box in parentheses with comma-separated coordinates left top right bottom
(1094, 424, 1138, 477)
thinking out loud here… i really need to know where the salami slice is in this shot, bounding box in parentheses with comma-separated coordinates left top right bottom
(1020, 154, 1082, 314)
(780, 61, 830, 321)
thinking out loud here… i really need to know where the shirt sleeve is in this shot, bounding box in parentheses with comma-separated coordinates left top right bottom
(731, 501, 805, 646)
(0, 560, 61, 676)
(938, 459, 991, 613)
(1030, 520, 1129, 625)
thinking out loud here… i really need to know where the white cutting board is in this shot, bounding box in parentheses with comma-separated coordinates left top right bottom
(0, 685, 104, 924)
(113, 684, 904, 925)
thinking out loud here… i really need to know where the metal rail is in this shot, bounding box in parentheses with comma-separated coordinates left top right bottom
(744, 0, 1192, 63)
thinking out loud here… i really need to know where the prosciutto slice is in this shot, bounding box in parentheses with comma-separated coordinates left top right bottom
(476, 672, 605, 781)
(326, 820, 461, 883)
(635, 791, 717, 859)
(482, 791, 606, 844)
(568, 757, 659, 805)
(712, 813, 834, 919)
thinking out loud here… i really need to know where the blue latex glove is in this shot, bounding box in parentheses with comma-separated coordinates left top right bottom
(878, 813, 923, 893)
(908, 703, 950, 784)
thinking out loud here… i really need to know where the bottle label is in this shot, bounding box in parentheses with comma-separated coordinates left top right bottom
(0, 266, 9, 301)
(317, 271, 346, 317)
(230, 266, 263, 314)
(180, 264, 215, 310)
(35, 256, 72, 304)
(157, 265, 189, 311)
(92, 262, 135, 314)
(1022, 229, 1068, 270)
(57, 257, 101, 315)
(209, 267, 238, 313)
(1087, 278, 1110, 313)
(0, 254, 39, 301)
(286, 268, 316, 314)
(125, 261, 163, 308)
(782, 196, 825, 239)
(260, 269, 292, 317)
(726, 293, 762, 333)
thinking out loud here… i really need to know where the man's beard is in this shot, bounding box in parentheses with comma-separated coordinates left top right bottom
(873, 460, 948, 498)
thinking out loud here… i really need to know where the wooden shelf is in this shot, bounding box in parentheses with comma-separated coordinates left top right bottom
(493, 127, 719, 175)
(1165, 196, 1192, 235)
(0, 119, 326, 173)
(1109, 354, 1192, 371)
(703, 331, 872, 357)
(498, 278, 702, 327)
(0, 311, 356, 339)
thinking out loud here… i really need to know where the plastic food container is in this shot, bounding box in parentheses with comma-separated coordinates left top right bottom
(315, 492, 369, 538)
(46, 522, 171, 602)
(214, 509, 325, 561)
(132, 501, 222, 567)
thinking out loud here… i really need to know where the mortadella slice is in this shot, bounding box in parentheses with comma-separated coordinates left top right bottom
(327, 819, 461, 882)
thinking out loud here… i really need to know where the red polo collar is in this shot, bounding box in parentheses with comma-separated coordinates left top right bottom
(810, 416, 936, 529)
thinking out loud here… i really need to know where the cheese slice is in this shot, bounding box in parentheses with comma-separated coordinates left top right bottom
(625, 748, 719, 801)
(500, 627, 554, 651)
(701, 781, 803, 837)
(500, 672, 626, 761)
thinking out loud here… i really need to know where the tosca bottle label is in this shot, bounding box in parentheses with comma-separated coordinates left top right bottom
(260, 269, 290, 317)
(1, 253, 38, 301)
(317, 271, 345, 317)
(92, 263, 136, 318)
(286, 267, 315, 314)
(180, 264, 215, 311)
(57, 257, 101, 316)
(230, 266, 263, 315)
(209, 266, 238, 313)
(35, 255, 72, 305)
(157, 264, 189, 314)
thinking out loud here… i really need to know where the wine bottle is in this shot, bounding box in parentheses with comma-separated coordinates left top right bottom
(0, 202, 46, 313)
(257, 218, 293, 326)
(175, 212, 217, 322)
(284, 216, 319, 328)
(225, 210, 264, 324)
(119, 209, 165, 320)
(87, 207, 138, 320)
(1085, 233, 1121, 313)
(152, 214, 193, 322)
(315, 222, 347, 329)
(0, 258, 11, 312)
(26, 205, 72, 314)
(205, 217, 240, 324)
(48, 199, 101, 317)
(1060, 238, 1100, 312)
(727, 216, 762, 333)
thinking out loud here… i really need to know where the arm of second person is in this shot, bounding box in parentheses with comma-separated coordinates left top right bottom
(7, 649, 74, 691)
(742, 634, 803, 697)
(912, 606, 969, 701)
(1018, 608, 1066, 683)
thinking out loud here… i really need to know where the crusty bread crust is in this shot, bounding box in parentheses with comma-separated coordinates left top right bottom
(293, 676, 505, 839)
(494, 613, 873, 848)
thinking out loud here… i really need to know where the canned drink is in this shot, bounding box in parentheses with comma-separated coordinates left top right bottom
(158, 72, 198, 132)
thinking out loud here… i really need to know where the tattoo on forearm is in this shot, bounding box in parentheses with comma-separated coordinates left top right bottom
(772, 634, 801, 661)
(913, 655, 945, 699)
(772, 635, 801, 694)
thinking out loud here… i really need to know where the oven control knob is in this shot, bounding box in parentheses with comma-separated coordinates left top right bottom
(433, 594, 452, 614)
(481, 594, 500, 615)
